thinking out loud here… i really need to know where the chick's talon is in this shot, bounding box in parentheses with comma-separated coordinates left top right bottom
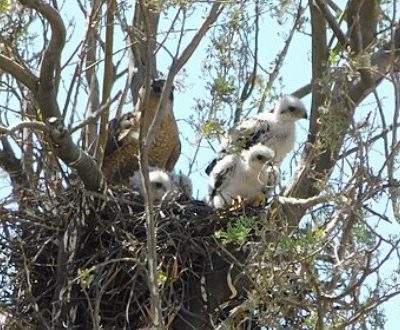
(252, 191, 266, 207)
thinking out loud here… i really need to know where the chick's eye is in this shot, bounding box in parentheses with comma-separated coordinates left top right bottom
(288, 106, 296, 112)
(154, 182, 163, 189)
(256, 155, 266, 161)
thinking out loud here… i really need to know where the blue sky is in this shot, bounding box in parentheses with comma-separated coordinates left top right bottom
(1, 1, 400, 328)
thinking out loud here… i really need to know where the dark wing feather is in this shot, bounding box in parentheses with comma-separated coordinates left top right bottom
(165, 139, 181, 172)
(205, 158, 217, 175)
(104, 117, 121, 156)
(210, 159, 236, 198)
(104, 113, 135, 156)
(228, 119, 271, 152)
(205, 119, 271, 175)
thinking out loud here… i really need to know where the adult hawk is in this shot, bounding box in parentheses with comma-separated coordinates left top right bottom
(207, 144, 280, 209)
(103, 80, 181, 183)
(205, 95, 307, 175)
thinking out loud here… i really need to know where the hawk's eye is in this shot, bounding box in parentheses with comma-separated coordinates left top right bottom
(288, 106, 296, 112)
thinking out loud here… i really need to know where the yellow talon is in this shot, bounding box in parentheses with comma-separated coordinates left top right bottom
(249, 192, 266, 207)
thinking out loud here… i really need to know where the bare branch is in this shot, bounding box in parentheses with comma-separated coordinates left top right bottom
(0, 121, 48, 136)
(70, 92, 121, 135)
(276, 194, 335, 209)
(338, 122, 400, 159)
(134, 3, 224, 328)
(258, 1, 305, 113)
(136, 1, 168, 327)
(315, 0, 346, 45)
(81, 0, 102, 154)
(309, 0, 328, 143)
(292, 83, 312, 99)
(233, 0, 260, 124)
(44, 117, 106, 191)
(12, 0, 106, 192)
(0, 54, 38, 91)
(283, 24, 400, 227)
(346, 0, 379, 53)
(129, 0, 160, 102)
(146, 1, 224, 146)
(95, 0, 115, 166)
(19, 0, 66, 118)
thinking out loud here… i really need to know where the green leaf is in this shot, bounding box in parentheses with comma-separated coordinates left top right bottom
(157, 270, 167, 286)
(78, 268, 94, 289)
(215, 216, 255, 245)
(0, 0, 9, 13)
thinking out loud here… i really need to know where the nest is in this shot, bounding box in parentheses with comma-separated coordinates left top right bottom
(0, 184, 312, 329)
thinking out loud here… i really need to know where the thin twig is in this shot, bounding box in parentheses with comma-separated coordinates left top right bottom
(258, 1, 305, 113)
(95, 0, 115, 166)
(0, 121, 48, 136)
(69, 91, 121, 134)
(315, 0, 346, 45)
(233, 0, 260, 124)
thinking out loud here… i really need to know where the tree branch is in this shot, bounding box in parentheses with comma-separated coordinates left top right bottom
(0, 121, 48, 136)
(309, 0, 328, 143)
(15, 0, 105, 192)
(146, 1, 223, 146)
(70, 92, 121, 135)
(133, 2, 224, 327)
(233, 0, 260, 124)
(0, 137, 28, 190)
(338, 122, 400, 159)
(0, 54, 38, 91)
(346, 0, 379, 53)
(276, 194, 334, 209)
(19, 0, 66, 119)
(292, 83, 312, 99)
(44, 117, 105, 191)
(82, 0, 102, 154)
(258, 1, 305, 113)
(315, 0, 346, 45)
(136, 1, 167, 327)
(95, 0, 115, 166)
(129, 0, 160, 105)
(282, 24, 400, 227)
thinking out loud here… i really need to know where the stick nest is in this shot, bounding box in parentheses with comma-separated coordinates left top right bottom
(0, 184, 310, 329)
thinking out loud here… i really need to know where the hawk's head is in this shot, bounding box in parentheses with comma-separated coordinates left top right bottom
(246, 144, 276, 170)
(149, 169, 173, 203)
(274, 95, 307, 122)
(135, 79, 175, 113)
(151, 79, 174, 101)
(129, 168, 173, 204)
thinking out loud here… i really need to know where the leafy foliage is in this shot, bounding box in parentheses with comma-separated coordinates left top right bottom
(215, 216, 255, 245)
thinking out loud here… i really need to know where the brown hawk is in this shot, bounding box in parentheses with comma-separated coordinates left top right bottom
(102, 79, 181, 183)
